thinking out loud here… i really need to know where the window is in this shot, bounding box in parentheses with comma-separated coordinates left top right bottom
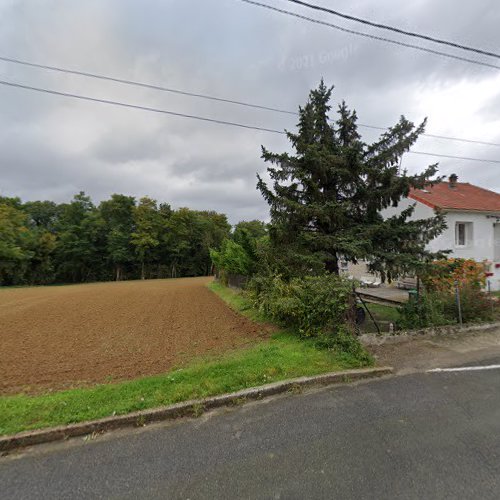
(455, 222, 472, 247)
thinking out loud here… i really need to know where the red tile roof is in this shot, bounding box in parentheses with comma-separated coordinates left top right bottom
(409, 182, 500, 212)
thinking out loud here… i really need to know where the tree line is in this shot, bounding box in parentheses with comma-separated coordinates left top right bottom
(0, 192, 261, 286)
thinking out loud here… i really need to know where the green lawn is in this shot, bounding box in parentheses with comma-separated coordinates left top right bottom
(0, 282, 369, 436)
(364, 302, 401, 323)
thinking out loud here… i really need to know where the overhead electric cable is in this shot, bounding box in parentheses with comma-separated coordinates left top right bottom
(0, 79, 284, 134)
(1, 78, 499, 163)
(0, 55, 296, 116)
(407, 151, 500, 164)
(1, 55, 499, 147)
(284, 0, 500, 60)
(237, 0, 500, 72)
(357, 123, 500, 147)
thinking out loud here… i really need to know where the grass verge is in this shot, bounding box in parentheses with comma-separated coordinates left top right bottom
(0, 283, 369, 436)
(207, 280, 269, 323)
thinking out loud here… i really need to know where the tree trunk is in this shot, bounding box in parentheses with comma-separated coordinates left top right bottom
(141, 261, 145, 280)
(115, 265, 122, 281)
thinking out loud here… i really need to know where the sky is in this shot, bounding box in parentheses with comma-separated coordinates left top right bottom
(0, 0, 499, 223)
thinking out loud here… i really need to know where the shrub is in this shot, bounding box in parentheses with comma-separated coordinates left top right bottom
(248, 274, 354, 337)
(210, 239, 253, 284)
(443, 286, 495, 323)
(398, 292, 452, 329)
(398, 286, 495, 330)
(315, 327, 373, 365)
(422, 258, 486, 293)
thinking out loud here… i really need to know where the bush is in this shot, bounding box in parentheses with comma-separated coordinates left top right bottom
(248, 274, 354, 337)
(443, 286, 495, 323)
(315, 327, 373, 364)
(398, 292, 452, 329)
(422, 258, 486, 292)
(210, 239, 253, 284)
(398, 286, 495, 330)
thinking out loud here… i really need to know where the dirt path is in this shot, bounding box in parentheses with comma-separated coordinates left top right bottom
(0, 277, 267, 395)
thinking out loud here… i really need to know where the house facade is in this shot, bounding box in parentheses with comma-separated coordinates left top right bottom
(382, 175, 500, 291)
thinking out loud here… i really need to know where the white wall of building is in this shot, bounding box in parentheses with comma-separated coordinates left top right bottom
(382, 199, 500, 291)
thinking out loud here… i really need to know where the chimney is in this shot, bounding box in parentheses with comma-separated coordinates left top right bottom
(449, 173, 458, 188)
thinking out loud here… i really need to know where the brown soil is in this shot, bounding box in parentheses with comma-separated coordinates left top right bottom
(0, 277, 268, 395)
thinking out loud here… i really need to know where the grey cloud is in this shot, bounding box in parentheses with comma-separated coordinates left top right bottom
(0, 0, 499, 223)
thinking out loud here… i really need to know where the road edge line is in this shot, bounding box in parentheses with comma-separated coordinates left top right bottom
(0, 366, 393, 453)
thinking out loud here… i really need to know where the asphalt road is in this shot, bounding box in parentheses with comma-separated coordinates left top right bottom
(2, 365, 500, 499)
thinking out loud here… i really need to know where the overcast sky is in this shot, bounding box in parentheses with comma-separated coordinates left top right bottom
(1, 0, 499, 223)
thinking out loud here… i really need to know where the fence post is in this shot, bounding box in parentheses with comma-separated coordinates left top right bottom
(454, 281, 463, 326)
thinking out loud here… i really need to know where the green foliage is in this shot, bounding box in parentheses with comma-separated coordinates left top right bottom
(131, 197, 164, 279)
(0, 203, 33, 284)
(364, 303, 400, 324)
(164, 208, 231, 278)
(0, 192, 233, 286)
(398, 293, 452, 329)
(249, 274, 354, 337)
(257, 80, 447, 281)
(398, 287, 495, 329)
(99, 194, 135, 281)
(209, 220, 268, 281)
(233, 220, 267, 246)
(210, 239, 253, 279)
(207, 281, 268, 323)
(315, 327, 373, 365)
(53, 193, 107, 283)
(210, 279, 372, 364)
(445, 286, 496, 323)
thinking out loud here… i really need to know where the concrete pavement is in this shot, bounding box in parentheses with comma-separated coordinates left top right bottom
(2, 361, 500, 499)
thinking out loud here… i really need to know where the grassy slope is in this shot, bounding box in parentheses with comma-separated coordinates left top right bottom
(0, 282, 368, 436)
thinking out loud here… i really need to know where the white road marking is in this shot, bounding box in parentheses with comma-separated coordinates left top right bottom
(427, 364, 500, 373)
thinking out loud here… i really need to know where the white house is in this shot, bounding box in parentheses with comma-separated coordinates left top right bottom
(382, 174, 500, 291)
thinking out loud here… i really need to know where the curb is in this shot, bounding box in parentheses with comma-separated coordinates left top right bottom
(0, 367, 392, 453)
(360, 321, 500, 346)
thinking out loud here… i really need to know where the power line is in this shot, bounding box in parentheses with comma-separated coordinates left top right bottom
(284, 0, 500, 60)
(237, 0, 500, 72)
(0, 79, 284, 134)
(1, 78, 499, 164)
(356, 123, 500, 148)
(408, 151, 500, 164)
(0, 55, 296, 116)
(1, 55, 499, 148)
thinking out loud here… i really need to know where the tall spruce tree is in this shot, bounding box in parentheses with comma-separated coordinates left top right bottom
(257, 81, 447, 281)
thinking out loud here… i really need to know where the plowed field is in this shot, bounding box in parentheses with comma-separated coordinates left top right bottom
(0, 277, 266, 395)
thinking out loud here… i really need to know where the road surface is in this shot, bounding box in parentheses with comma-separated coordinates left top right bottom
(2, 358, 500, 499)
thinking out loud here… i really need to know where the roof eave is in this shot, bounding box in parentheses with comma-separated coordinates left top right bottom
(408, 193, 438, 209)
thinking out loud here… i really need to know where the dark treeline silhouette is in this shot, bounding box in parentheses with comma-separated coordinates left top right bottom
(0, 192, 233, 286)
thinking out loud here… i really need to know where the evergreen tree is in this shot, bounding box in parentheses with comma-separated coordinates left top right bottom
(257, 81, 447, 281)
